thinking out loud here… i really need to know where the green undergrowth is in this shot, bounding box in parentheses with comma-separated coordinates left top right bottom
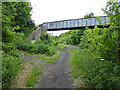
(0, 42, 2, 50)
(15, 39, 57, 56)
(55, 44, 68, 49)
(69, 49, 94, 81)
(69, 49, 120, 88)
(26, 62, 42, 87)
(2, 52, 23, 88)
(0, 52, 1, 58)
(35, 50, 62, 63)
(21, 50, 62, 63)
(0, 51, 2, 89)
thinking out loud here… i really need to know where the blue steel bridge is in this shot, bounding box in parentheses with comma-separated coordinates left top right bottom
(27, 16, 110, 41)
(40, 16, 110, 31)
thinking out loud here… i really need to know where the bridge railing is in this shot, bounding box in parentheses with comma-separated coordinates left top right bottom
(42, 16, 110, 30)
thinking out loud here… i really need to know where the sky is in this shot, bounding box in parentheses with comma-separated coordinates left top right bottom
(29, 0, 108, 36)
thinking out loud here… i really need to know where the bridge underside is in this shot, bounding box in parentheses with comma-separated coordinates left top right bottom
(47, 25, 110, 31)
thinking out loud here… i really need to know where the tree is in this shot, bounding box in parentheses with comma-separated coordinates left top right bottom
(13, 2, 36, 37)
(2, 2, 18, 43)
(2, 1, 36, 43)
(102, 0, 120, 61)
(84, 12, 94, 18)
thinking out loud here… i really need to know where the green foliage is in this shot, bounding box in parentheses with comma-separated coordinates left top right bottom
(84, 12, 94, 18)
(15, 40, 56, 56)
(58, 30, 84, 45)
(36, 32, 54, 45)
(15, 40, 32, 51)
(29, 44, 48, 54)
(55, 44, 68, 49)
(102, 0, 120, 26)
(70, 49, 120, 88)
(13, 2, 37, 37)
(2, 2, 19, 43)
(79, 0, 120, 63)
(26, 64, 42, 87)
(2, 43, 16, 53)
(2, 43, 23, 57)
(85, 59, 120, 88)
(70, 0, 120, 88)
(79, 26, 118, 62)
(2, 2, 36, 43)
(2, 54, 22, 88)
(2, 1, 37, 88)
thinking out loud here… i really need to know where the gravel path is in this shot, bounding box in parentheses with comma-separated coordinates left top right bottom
(24, 45, 76, 88)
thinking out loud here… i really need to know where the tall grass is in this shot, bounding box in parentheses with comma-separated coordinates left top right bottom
(69, 48, 120, 88)
(69, 49, 95, 79)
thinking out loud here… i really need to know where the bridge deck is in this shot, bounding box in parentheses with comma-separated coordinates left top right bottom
(41, 16, 110, 31)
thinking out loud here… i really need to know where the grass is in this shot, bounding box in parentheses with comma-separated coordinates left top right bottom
(10, 60, 42, 88)
(10, 60, 33, 88)
(0, 51, 2, 59)
(55, 44, 68, 49)
(69, 48, 96, 88)
(18, 44, 67, 64)
(20, 49, 62, 63)
(32, 50, 62, 63)
(0, 41, 2, 50)
(0, 51, 2, 89)
(26, 63, 42, 87)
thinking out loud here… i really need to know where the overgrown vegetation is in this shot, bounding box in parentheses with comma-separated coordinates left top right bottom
(57, 30, 84, 45)
(1, 1, 58, 88)
(26, 63, 42, 87)
(32, 50, 62, 63)
(2, 0, 120, 89)
(15, 32, 57, 56)
(2, 53, 22, 88)
(68, 0, 120, 88)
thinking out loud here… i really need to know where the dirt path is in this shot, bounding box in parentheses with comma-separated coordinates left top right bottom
(24, 45, 76, 88)
(34, 46, 75, 88)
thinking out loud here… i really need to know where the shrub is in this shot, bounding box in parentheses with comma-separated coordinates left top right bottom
(45, 46, 56, 56)
(84, 58, 120, 88)
(70, 49, 120, 88)
(29, 44, 48, 54)
(15, 40, 56, 56)
(2, 43, 16, 53)
(15, 40, 33, 51)
(2, 54, 22, 88)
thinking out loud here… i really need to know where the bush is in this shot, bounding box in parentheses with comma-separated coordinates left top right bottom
(45, 46, 56, 56)
(2, 54, 22, 88)
(2, 43, 16, 53)
(70, 49, 120, 88)
(15, 40, 56, 56)
(2, 43, 24, 57)
(57, 30, 84, 45)
(79, 26, 119, 63)
(84, 58, 120, 88)
(29, 44, 48, 54)
(15, 40, 33, 51)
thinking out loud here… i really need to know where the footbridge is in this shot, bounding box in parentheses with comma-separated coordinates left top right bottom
(28, 16, 110, 41)
(40, 16, 110, 31)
